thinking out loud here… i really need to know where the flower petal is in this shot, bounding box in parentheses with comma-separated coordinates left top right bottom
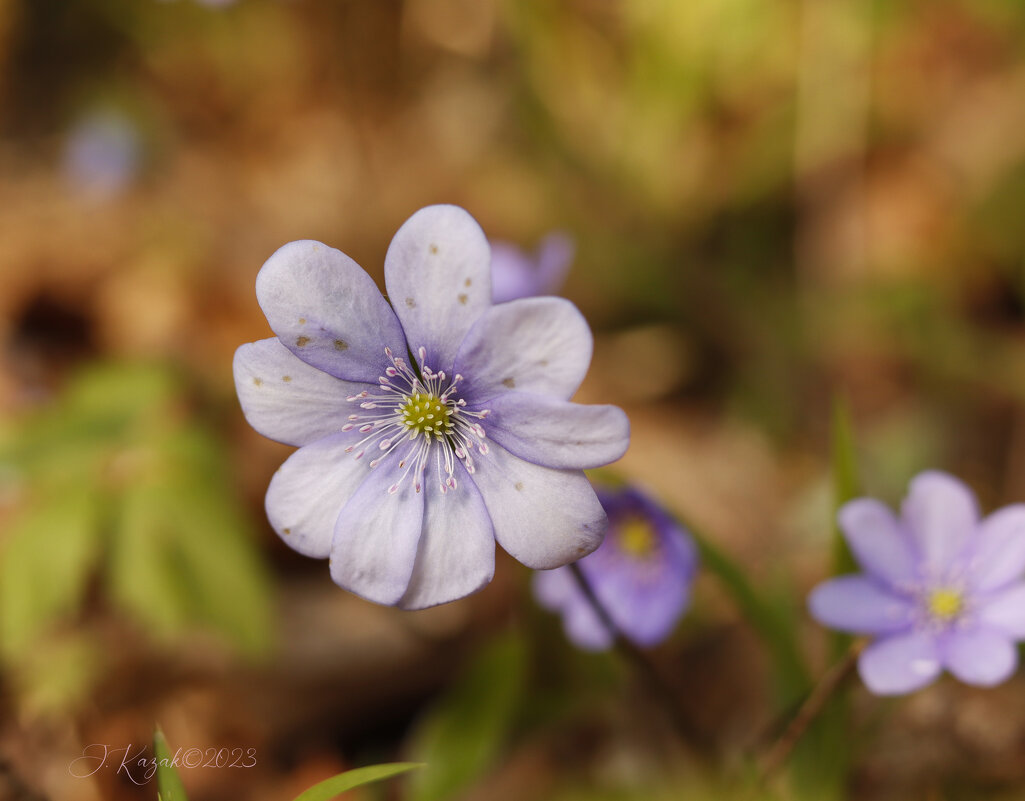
(234, 338, 363, 447)
(972, 504, 1025, 592)
(589, 557, 691, 647)
(533, 566, 577, 610)
(453, 297, 593, 405)
(858, 631, 942, 695)
(329, 458, 426, 606)
(807, 576, 914, 634)
(265, 432, 370, 558)
(398, 463, 495, 610)
(484, 392, 630, 470)
(490, 243, 535, 304)
(941, 627, 1018, 687)
(563, 598, 615, 651)
(838, 499, 918, 587)
(976, 582, 1025, 638)
(535, 233, 574, 293)
(384, 205, 492, 372)
(471, 440, 607, 569)
(901, 470, 979, 574)
(256, 239, 407, 384)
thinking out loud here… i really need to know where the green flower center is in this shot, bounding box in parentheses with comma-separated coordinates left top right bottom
(927, 588, 964, 621)
(618, 517, 658, 558)
(400, 392, 454, 441)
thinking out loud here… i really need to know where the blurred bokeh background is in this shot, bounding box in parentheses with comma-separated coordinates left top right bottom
(4, 0, 1025, 799)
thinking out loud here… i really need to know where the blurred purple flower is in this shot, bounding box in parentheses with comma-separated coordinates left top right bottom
(533, 485, 698, 650)
(62, 111, 140, 200)
(490, 233, 574, 303)
(809, 471, 1025, 695)
(234, 205, 629, 609)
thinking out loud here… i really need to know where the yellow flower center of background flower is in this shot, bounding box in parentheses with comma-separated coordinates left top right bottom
(617, 517, 658, 558)
(927, 588, 964, 620)
(400, 392, 454, 440)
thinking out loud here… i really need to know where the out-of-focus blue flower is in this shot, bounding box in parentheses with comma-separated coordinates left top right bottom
(234, 205, 630, 609)
(62, 110, 140, 200)
(534, 485, 698, 650)
(809, 471, 1025, 695)
(490, 233, 574, 303)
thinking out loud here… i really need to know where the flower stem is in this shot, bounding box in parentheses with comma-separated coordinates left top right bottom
(757, 638, 866, 782)
(567, 562, 709, 755)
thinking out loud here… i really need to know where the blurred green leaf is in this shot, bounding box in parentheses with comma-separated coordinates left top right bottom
(0, 486, 102, 657)
(406, 631, 527, 801)
(109, 432, 273, 654)
(154, 728, 189, 801)
(292, 763, 423, 801)
(13, 634, 104, 719)
(1, 361, 272, 687)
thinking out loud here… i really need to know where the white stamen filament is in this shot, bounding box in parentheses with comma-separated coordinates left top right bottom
(344, 347, 489, 494)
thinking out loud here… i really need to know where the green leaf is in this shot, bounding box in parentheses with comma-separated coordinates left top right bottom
(292, 763, 423, 801)
(13, 633, 103, 718)
(153, 728, 189, 801)
(0, 487, 103, 657)
(108, 426, 272, 655)
(406, 631, 526, 801)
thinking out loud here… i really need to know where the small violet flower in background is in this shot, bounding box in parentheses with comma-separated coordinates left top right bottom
(533, 485, 698, 651)
(62, 110, 140, 201)
(809, 470, 1025, 695)
(234, 205, 630, 609)
(490, 232, 574, 303)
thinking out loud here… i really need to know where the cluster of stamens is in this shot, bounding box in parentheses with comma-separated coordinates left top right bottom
(341, 346, 489, 495)
(896, 573, 971, 632)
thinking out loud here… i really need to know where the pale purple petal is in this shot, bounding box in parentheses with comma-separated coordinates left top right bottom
(534, 567, 615, 651)
(941, 627, 1018, 687)
(901, 471, 979, 574)
(329, 458, 426, 606)
(265, 432, 370, 558)
(533, 566, 577, 610)
(256, 240, 407, 384)
(384, 205, 491, 372)
(535, 233, 574, 293)
(972, 505, 1025, 592)
(838, 498, 918, 587)
(489, 244, 536, 304)
(490, 232, 573, 303)
(484, 393, 629, 470)
(233, 338, 362, 447)
(858, 631, 942, 695)
(471, 441, 606, 569)
(807, 576, 914, 635)
(398, 463, 494, 610)
(563, 599, 615, 651)
(588, 558, 691, 647)
(976, 582, 1025, 638)
(454, 298, 593, 405)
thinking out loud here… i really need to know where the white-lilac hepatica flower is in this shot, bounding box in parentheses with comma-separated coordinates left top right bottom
(809, 470, 1025, 695)
(534, 485, 698, 650)
(234, 205, 630, 609)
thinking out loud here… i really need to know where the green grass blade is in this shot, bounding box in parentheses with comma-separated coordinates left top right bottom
(291, 763, 424, 801)
(153, 728, 189, 801)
